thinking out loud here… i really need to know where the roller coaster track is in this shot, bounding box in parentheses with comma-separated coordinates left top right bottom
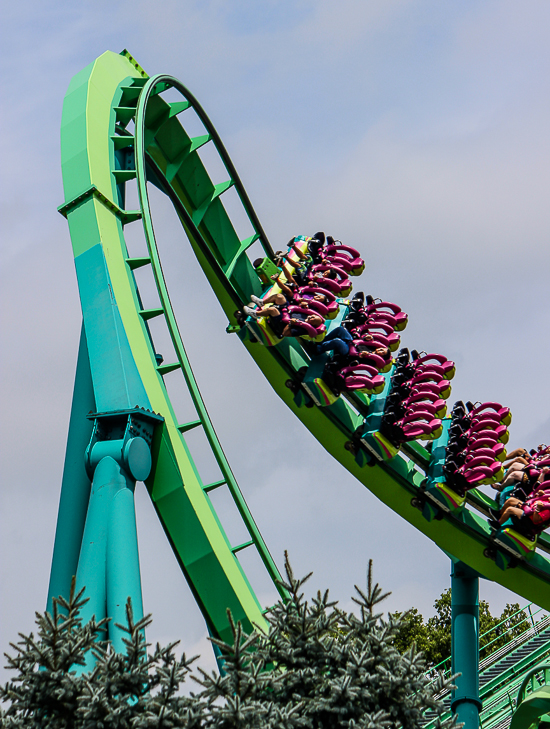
(423, 615, 550, 729)
(51, 48, 550, 690)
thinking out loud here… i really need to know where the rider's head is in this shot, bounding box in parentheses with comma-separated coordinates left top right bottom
(306, 314, 323, 328)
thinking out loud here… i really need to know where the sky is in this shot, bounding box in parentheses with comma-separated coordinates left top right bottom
(1, 0, 550, 676)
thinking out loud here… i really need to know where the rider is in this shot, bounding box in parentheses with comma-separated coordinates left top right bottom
(243, 302, 324, 340)
(498, 470, 550, 530)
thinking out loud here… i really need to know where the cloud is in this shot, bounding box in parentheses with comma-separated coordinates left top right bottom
(2, 0, 549, 668)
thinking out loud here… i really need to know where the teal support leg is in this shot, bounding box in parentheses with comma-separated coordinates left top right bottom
(107, 483, 144, 652)
(451, 561, 482, 729)
(75, 456, 120, 627)
(47, 324, 95, 613)
(73, 418, 155, 668)
(75, 449, 147, 669)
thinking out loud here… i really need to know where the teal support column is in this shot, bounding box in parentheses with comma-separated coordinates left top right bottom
(107, 481, 144, 652)
(74, 453, 142, 670)
(75, 456, 121, 629)
(47, 324, 95, 613)
(73, 422, 154, 669)
(77, 453, 146, 639)
(451, 561, 482, 729)
(74, 451, 148, 668)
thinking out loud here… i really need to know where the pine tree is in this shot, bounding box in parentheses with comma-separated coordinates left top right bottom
(2, 561, 459, 729)
(0, 579, 201, 728)
(1, 579, 108, 728)
(196, 613, 302, 729)
(198, 554, 459, 729)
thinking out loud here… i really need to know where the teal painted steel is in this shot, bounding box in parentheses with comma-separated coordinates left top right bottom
(47, 325, 95, 612)
(76, 455, 144, 636)
(74, 244, 150, 411)
(455, 703, 481, 729)
(75, 456, 117, 628)
(451, 561, 482, 728)
(107, 481, 144, 652)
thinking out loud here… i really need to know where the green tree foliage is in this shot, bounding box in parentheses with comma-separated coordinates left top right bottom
(1, 561, 459, 729)
(0, 579, 202, 728)
(392, 588, 528, 669)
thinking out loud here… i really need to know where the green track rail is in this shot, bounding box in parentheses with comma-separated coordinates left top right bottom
(511, 665, 550, 729)
(59, 51, 283, 644)
(59, 49, 550, 651)
(423, 614, 550, 729)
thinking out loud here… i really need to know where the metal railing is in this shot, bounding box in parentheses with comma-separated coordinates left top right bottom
(425, 603, 549, 685)
(421, 605, 550, 729)
(516, 664, 550, 706)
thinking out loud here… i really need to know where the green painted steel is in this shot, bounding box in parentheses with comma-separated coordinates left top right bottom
(422, 617, 550, 729)
(56, 49, 550, 689)
(428, 602, 548, 682)
(128, 56, 550, 609)
(57, 50, 285, 645)
(511, 665, 550, 729)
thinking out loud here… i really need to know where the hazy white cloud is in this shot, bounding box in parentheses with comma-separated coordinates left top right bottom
(2, 0, 549, 671)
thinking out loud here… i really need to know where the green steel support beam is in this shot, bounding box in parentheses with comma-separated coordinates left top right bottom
(58, 53, 286, 655)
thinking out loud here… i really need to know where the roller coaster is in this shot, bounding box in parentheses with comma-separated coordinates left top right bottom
(48, 50, 550, 728)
